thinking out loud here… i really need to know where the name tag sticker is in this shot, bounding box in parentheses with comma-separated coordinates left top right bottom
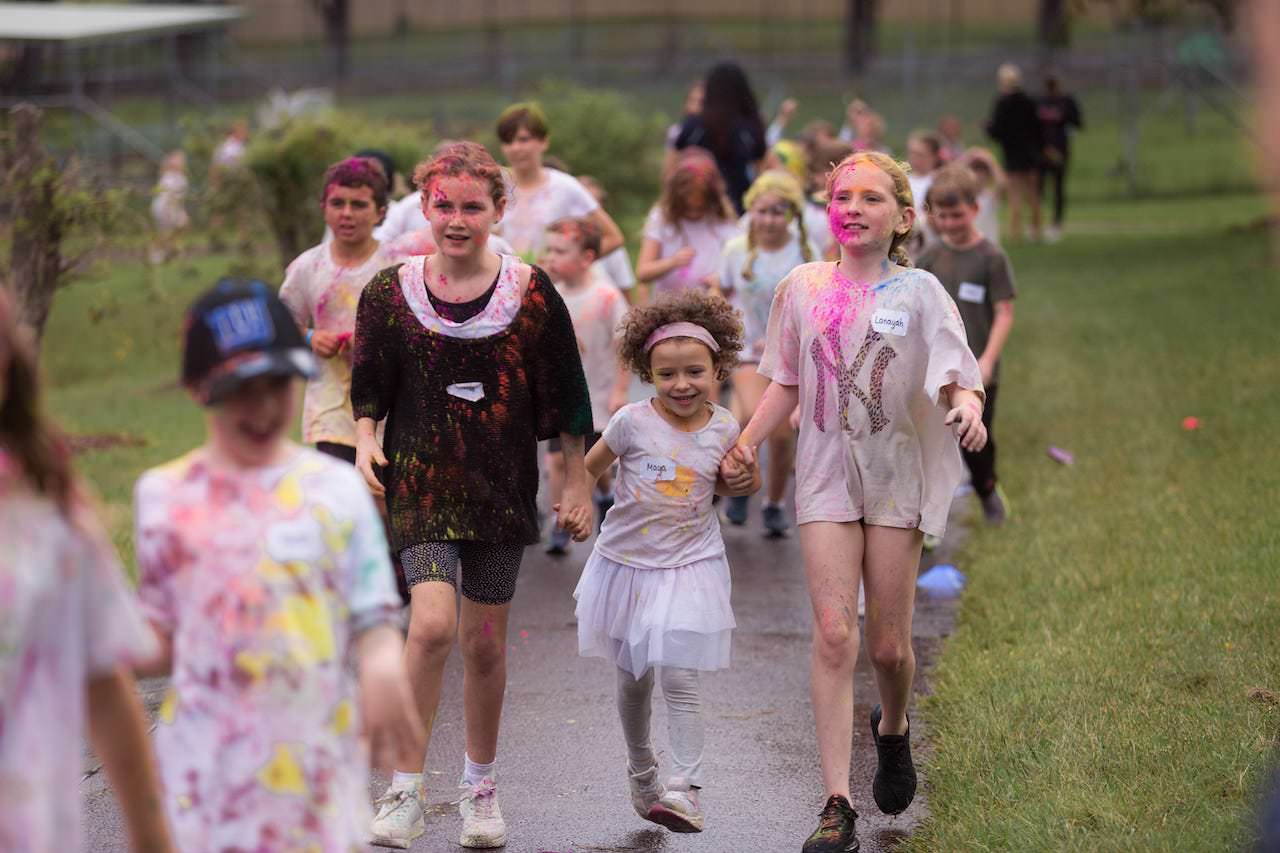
(957, 282, 986, 304)
(446, 382, 485, 402)
(266, 518, 324, 563)
(871, 309, 910, 337)
(643, 457, 676, 481)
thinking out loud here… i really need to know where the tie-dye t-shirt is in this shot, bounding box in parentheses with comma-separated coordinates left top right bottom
(594, 400, 740, 570)
(0, 453, 156, 853)
(759, 263, 983, 537)
(133, 448, 401, 852)
(279, 242, 394, 447)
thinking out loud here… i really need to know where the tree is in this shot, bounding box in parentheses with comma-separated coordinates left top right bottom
(844, 0, 879, 75)
(0, 105, 132, 344)
(1039, 0, 1071, 53)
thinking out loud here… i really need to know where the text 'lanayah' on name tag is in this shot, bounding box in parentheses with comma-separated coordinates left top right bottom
(871, 309, 910, 337)
(643, 457, 676, 481)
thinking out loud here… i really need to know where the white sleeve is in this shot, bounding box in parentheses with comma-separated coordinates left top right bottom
(79, 519, 158, 675)
(602, 404, 632, 456)
(557, 172, 600, 218)
(277, 255, 311, 327)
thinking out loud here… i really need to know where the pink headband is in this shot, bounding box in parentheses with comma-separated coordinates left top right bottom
(643, 322, 721, 354)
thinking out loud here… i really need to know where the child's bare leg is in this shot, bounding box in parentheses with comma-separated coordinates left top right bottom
(800, 520, 864, 799)
(547, 448, 565, 511)
(1007, 175, 1024, 242)
(399, 581, 458, 772)
(861, 524, 923, 736)
(766, 426, 794, 504)
(459, 598, 511, 764)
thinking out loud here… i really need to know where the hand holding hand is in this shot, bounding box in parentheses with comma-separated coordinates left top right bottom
(555, 482, 593, 542)
(945, 401, 987, 452)
(719, 444, 757, 493)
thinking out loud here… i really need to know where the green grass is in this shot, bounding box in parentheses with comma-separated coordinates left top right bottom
(900, 130, 1278, 852)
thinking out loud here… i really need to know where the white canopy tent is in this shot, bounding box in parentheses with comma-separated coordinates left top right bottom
(0, 3, 247, 159)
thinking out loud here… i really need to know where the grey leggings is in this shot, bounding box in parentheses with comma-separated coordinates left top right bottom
(616, 666, 704, 789)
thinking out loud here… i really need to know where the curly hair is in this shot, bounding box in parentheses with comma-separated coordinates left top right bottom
(412, 141, 507, 208)
(617, 290, 743, 384)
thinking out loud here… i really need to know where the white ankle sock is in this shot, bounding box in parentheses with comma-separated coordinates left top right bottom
(390, 770, 421, 794)
(463, 754, 496, 786)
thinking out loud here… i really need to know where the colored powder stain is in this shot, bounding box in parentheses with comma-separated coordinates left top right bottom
(482, 621, 492, 636)
(257, 744, 308, 796)
(331, 699, 353, 735)
(1182, 416, 1200, 431)
(519, 629, 530, 640)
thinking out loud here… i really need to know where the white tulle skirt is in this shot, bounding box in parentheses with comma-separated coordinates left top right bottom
(573, 550, 735, 679)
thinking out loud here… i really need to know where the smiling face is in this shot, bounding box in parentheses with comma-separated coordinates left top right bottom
(827, 162, 914, 257)
(748, 191, 793, 248)
(205, 374, 297, 468)
(423, 175, 504, 260)
(500, 127, 549, 172)
(931, 200, 980, 246)
(323, 183, 383, 248)
(649, 338, 715, 423)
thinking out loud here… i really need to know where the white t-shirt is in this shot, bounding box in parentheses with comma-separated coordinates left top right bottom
(594, 247, 636, 290)
(374, 190, 426, 242)
(908, 172, 937, 255)
(279, 242, 394, 446)
(641, 207, 738, 298)
(0, 456, 156, 852)
(719, 234, 818, 362)
(759, 263, 983, 537)
(134, 448, 401, 852)
(595, 400, 740, 569)
(497, 169, 600, 260)
(213, 136, 246, 169)
(556, 276, 629, 433)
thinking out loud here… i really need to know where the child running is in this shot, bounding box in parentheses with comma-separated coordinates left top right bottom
(133, 279, 422, 851)
(574, 289, 758, 835)
(917, 166, 1015, 525)
(0, 289, 173, 853)
(539, 216, 631, 556)
(149, 150, 188, 264)
(636, 147, 738, 304)
(355, 141, 594, 849)
(279, 156, 391, 466)
(718, 170, 817, 535)
(728, 151, 987, 852)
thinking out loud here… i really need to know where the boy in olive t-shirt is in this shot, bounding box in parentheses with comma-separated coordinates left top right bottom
(918, 167, 1016, 525)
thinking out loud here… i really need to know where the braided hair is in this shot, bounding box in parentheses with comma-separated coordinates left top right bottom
(741, 170, 813, 282)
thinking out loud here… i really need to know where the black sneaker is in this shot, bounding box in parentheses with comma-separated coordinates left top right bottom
(802, 794, 860, 852)
(725, 495, 749, 526)
(545, 525, 571, 556)
(870, 704, 917, 815)
(761, 503, 789, 538)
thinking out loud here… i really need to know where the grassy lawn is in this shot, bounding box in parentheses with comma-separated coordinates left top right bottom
(31, 85, 1276, 848)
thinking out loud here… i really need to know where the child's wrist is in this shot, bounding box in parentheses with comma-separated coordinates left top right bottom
(305, 328, 314, 346)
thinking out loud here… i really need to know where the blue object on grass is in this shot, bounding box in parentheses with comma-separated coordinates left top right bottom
(917, 564, 966, 597)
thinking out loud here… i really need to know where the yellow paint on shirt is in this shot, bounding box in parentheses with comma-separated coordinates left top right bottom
(158, 688, 177, 724)
(275, 474, 304, 511)
(655, 465, 697, 499)
(235, 650, 271, 681)
(268, 594, 336, 664)
(257, 743, 308, 795)
(331, 699, 353, 735)
(312, 504, 354, 553)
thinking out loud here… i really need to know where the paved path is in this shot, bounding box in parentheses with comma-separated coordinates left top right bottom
(83, 498, 966, 853)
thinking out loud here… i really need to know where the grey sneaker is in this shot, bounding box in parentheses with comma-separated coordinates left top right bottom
(369, 785, 426, 849)
(725, 495, 749, 526)
(762, 503, 789, 537)
(545, 524, 571, 555)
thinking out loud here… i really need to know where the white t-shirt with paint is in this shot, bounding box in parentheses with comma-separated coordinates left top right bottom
(719, 234, 818, 362)
(497, 169, 600, 260)
(641, 207, 738, 298)
(594, 400, 740, 570)
(556, 275, 629, 433)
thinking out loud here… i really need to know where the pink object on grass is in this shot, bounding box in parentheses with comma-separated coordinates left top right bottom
(1182, 416, 1200, 431)
(1047, 446, 1074, 465)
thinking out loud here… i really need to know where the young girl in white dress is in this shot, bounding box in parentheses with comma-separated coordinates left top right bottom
(573, 290, 758, 835)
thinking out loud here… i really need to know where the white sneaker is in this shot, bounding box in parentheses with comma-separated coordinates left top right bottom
(370, 786, 425, 849)
(628, 761, 666, 820)
(456, 777, 507, 848)
(648, 787, 704, 833)
(1045, 224, 1063, 243)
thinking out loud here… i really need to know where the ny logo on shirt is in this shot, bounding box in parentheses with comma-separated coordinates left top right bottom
(810, 322, 896, 434)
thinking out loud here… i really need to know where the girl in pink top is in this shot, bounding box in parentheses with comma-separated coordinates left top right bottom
(635, 148, 739, 305)
(728, 151, 987, 853)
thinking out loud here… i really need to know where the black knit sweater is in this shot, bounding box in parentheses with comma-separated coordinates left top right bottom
(351, 263, 592, 548)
